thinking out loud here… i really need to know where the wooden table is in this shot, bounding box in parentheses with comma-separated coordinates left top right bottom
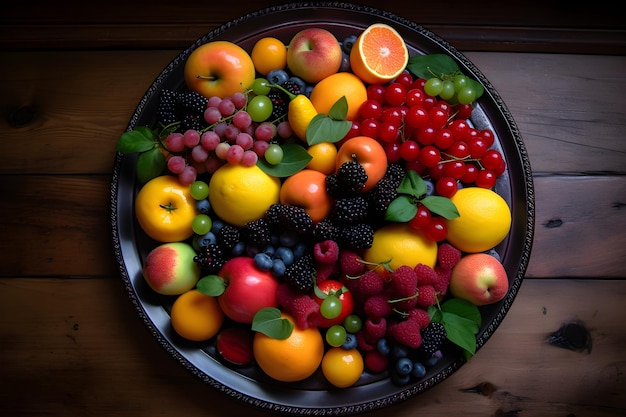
(2, 1, 625, 416)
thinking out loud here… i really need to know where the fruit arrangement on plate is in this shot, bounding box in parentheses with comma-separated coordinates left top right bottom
(111, 3, 533, 415)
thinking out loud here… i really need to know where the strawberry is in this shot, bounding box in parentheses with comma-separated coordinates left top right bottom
(391, 319, 423, 349)
(437, 242, 462, 270)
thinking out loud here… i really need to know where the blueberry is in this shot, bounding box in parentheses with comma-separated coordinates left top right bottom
(196, 231, 217, 248)
(262, 244, 276, 256)
(342, 35, 358, 54)
(196, 199, 211, 214)
(376, 338, 391, 356)
(271, 258, 286, 277)
(292, 242, 309, 259)
(279, 230, 299, 247)
(485, 248, 502, 262)
(304, 85, 314, 97)
(267, 69, 289, 85)
(287, 76, 306, 94)
(395, 357, 413, 376)
(339, 52, 351, 72)
(390, 368, 411, 386)
(254, 252, 273, 271)
(211, 218, 225, 234)
(274, 246, 294, 266)
(424, 179, 435, 196)
(342, 333, 358, 350)
(231, 241, 246, 256)
(391, 344, 409, 359)
(412, 361, 426, 379)
(424, 350, 443, 367)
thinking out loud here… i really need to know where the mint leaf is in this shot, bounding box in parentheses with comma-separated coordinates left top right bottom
(116, 126, 157, 154)
(256, 143, 312, 177)
(420, 195, 460, 219)
(196, 275, 226, 297)
(385, 195, 418, 222)
(136, 147, 165, 184)
(252, 307, 294, 340)
(407, 54, 460, 79)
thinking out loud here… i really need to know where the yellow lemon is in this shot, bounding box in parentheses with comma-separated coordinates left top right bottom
(309, 72, 368, 121)
(208, 164, 281, 227)
(288, 94, 318, 141)
(363, 222, 438, 271)
(446, 187, 512, 253)
(306, 141, 338, 175)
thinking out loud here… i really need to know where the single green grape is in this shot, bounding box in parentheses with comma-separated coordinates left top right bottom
(325, 325, 347, 347)
(320, 295, 342, 319)
(453, 74, 468, 92)
(190, 180, 209, 200)
(343, 314, 362, 333)
(424, 77, 443, 97)
(439, 80, 455, 100)
(247, 95, 273, 122)
(457, 86, 476, 104)
(192, 214, 212, 235)
(264, 143, 284, 165)
(251, 78, 271, 96)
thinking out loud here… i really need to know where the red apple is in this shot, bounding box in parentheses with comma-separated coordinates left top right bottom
(449, 253, 509, 306)
(142, 242, 200, 295)
(184, 40, 255, 99)
(286, 28, 343, 84)
(217, 257, 279, 324)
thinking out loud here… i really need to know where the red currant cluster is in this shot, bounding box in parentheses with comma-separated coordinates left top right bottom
(344, 71, 506, 241)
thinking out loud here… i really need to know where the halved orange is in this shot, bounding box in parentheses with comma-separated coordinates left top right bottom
(349, 23, 409, 85)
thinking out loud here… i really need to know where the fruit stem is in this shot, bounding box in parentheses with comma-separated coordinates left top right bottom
(269, 83, 297, 101)
(159, 202, 177, 212)
(195, 74, 216, 81)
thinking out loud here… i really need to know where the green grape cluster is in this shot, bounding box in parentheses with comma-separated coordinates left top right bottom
(424, 74, 476, 104)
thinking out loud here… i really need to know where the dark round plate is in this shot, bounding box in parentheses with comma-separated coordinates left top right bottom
(110, 2, 534, 415)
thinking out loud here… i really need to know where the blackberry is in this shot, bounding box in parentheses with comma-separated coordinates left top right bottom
(194, 243, 226, 275)
(278, 204, 314, 234)
(384, 162, 406, 187)
(244, 217, 272, 248)
(268, 89, 289, 120)
(418, 322, 447, 356)
(312, 218, 341, 242)
(341, 223, 374, 250)
(283, 253, 316, 293)
(263, 204, 283, 229)
(176, 91, 208, 116)
(337, 159, 368, 194)
(157, 89, 179, 126)
(217, 224, 241, 251)
(325, 173, 344, 199)
(367, 177, 399, 218)
(281, 80, 303, 95)
(180, 113, 203, 132)
(331, 195, 369, 225)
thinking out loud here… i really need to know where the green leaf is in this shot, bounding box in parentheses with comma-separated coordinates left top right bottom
(328, 96, 349, 120)
(407, 54, 460, 79)
(441, 298, 482, 327)
(385, 195, 418, 222)
(307, 114, 352, 145)
(420, 195, 460, 219)
(441, 311, 479, 356)
(397, 170, 427, 198)
(116, 126, 158, 154)
(136, 147, 165, 184)
(256, 143, 312, 177)
(251, 307, 294, 340)
(196, 275, 226, 297)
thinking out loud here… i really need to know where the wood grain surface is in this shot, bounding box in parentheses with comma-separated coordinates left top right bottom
(1, 1, 625, 416)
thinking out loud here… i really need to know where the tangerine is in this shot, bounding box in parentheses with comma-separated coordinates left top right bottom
(306, 141, 338, 175)
(321, 347, 364, 388)
(170, 289, 224, 342)
(208, 164, 281, 227)
(446, 187, 512, 253)
(350, 23, 409, 85)
(251, 37, 288, 76)
(253, 314, 324, 382)
(309, 72, 368, 121)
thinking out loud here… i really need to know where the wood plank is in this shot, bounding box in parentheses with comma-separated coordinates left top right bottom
(1, 51, 625, 175)
(1, 174, 624, 278)
(0, 277, 624, 416)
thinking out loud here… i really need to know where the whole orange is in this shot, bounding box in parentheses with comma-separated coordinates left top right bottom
(335, 136, 388, 192)
(279, 168, 333, 223)
(309, 72, 368, 121)
(253, 314, 324, 382)
(170, 289, 224, 341)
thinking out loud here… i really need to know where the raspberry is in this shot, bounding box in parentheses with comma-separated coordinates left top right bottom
(414, 263, 439, 286)
(339, 249, 366, 276)
(364, 316, 387, 341)
(391, 319, 422, 349)
(418, 322, 447, 356)
(390, 265, 418, 298)
(316, 262, 337, 284)
(356, 330, 377, 351)
(363, 294, 393, 318)
(276, 283, 321, 329)
(437, 242, 462, 270)
(348, 270, 385, 299)
(365, 350, 389, 373)
(416, 285, 437, 308)
(433, 265, 452, 297)
(407, 307, 431, 329)
(313, 240, 339, 265)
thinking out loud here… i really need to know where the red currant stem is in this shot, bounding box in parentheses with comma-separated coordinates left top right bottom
(440, 152, 485, 169)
